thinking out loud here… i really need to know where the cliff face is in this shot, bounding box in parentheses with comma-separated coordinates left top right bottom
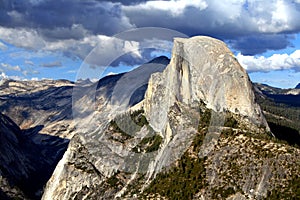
(144, 36, 268, 133)
(0, 113, 30, 199)
(41, 36, 300, 200)
(0, 113, 69, 199)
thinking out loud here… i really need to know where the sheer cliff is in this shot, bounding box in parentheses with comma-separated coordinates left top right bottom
(40, 36, 300, 200)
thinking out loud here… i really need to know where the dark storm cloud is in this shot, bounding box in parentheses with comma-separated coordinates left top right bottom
(0, 0, 133, 38)
(103, 0, 151, 5)
(227, 34, 295, 55)
(1, 0, 300, 63)
(122, 0, 300, 54)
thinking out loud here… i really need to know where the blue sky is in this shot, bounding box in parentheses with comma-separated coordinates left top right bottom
(1, 0, 300, 88)
(245, 34, 300, 88)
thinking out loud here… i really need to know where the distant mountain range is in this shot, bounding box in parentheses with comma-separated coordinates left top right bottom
(254, 83, 300, 106)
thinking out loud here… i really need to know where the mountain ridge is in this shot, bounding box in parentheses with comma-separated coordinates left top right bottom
(41, 36, 292, 200)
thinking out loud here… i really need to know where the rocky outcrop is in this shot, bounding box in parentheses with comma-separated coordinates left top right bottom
(144, 36, 268, 133)
(42, 36, 274, 200)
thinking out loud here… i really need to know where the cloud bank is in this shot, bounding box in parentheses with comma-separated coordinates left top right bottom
(237, 50, 300, 72)
(0, 0, 300, 72)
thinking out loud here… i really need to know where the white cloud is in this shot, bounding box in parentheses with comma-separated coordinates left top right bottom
(106, 72, 117, 76)
(124, 0, 208, 16)
(207, 0, 246, 21)
(0, 61, 39, 79)
(82, 35, 142, 67)
(245, 0, 300, 33)
(124, 0, 300, 52)
(0, 27, 45, 49)
(1, 0, 299, 60)
(0, 72, 8, 79)
(0, 26, 122, 64)
(22, 69, 39, 76)
(40, 61, 62, 68)
(25, 60, 35, 66)
(0, 41, 7, 51)
(0, 26, 150, 68)
(0, 72, 22, 81)
(237, 50, 300, 72)
(31, 77, 39, 81)
(1, 0, 300, 66)
(66, 70, 77, 74)
(0, 63, 21, 71)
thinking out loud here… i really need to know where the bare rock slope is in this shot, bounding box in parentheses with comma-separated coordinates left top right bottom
(42, 36, 299, 200)
(144, 36, 268, 133)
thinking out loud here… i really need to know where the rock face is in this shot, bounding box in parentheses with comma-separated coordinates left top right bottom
(42, 56, 170, 200)
(295, 83, 300, 89)
(0, 56, 169, 199)
(0, 112, 69, 199)
(144, 36, 268, 133)
(41, 36, 277, 200)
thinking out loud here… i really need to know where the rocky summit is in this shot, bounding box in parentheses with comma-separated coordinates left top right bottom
(1, 36, 300, 200)
(40, 36, 299, 200)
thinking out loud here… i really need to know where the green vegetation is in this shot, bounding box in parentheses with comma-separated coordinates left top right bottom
(107, 174, 120, 188)
(108, 109, 150, 143)
(132, 134, 163, 153)
(221, 128, 235, 137)
(143, 152, 207, 199)
(266, 175, 300, 199)
(109, 119, 133, 140)
(107, 99, 299, 199)
(211, 187, 235, 199)
(199, 108, 212, 127)
(142, 111, 210, 199)
(121, 174, 146, 197)
(224, 114, 238, 128)
(130, 109, 149, 126)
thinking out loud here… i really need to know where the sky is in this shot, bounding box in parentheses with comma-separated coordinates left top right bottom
(0, 0, 300, 88)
